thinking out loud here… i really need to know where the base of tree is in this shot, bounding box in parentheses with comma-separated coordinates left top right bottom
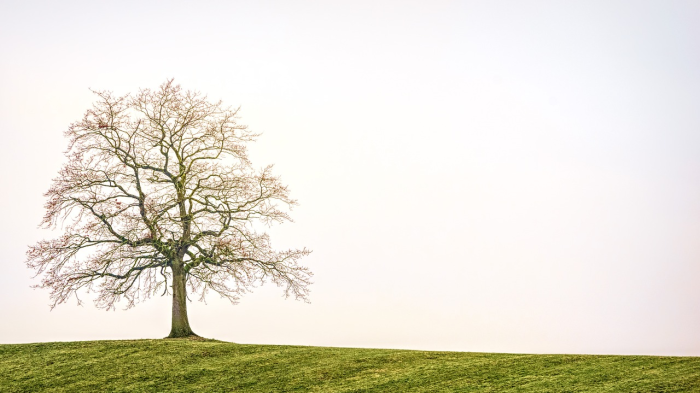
(164, 335, 204, 340)
(165, 334, 200, 339)
(166, 328, 199, 339)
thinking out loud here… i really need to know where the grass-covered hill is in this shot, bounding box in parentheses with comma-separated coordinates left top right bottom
(1, 338, 698, 392)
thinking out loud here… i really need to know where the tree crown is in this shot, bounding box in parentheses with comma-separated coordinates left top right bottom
(27, 80, 311, 310)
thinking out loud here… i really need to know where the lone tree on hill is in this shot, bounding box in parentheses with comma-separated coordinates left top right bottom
(27, 80, 312, 338)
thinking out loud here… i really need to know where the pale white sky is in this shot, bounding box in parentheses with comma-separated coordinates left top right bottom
(1, 0, 699, 356)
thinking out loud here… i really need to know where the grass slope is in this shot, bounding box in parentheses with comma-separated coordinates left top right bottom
(1, 339, 698, 392)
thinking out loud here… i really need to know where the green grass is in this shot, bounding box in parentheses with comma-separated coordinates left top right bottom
(0, 338, 698, 392)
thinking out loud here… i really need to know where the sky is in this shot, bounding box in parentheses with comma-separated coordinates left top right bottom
(1, 0, 699, 356)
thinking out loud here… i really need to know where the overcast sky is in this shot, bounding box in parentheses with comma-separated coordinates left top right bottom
(1, 0, 699, 356)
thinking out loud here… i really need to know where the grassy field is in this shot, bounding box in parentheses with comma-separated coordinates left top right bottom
(0, 338, 698, 392)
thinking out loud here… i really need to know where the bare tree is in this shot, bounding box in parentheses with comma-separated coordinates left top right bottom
(27, 80, 312, 338)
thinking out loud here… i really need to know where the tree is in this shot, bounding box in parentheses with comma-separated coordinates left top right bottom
(27, 80, 312, 338)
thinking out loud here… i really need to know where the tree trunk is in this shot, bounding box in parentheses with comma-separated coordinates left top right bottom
(167, 262, 197, 338)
